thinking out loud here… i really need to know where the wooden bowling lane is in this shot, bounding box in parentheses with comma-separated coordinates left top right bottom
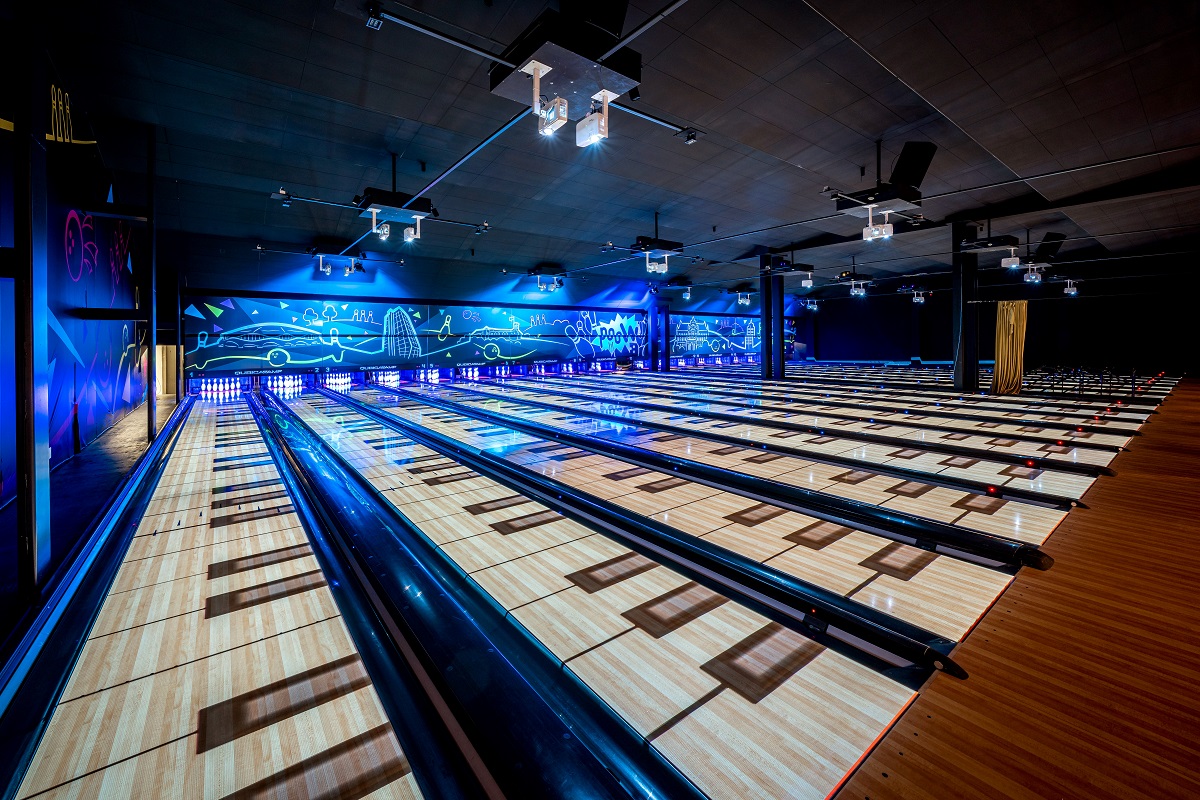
(346, 387, 1016, 642)
(422, 380, 1095, 507)
(536, 373, 1136, 450)
(17, 398, 422, 800)
(660, 368, 1160, 423)
(490, 376, 1121, 472)
(593, 371, 1151, 432)
(706, 362, 1173, 404)
(287, 392, 920, 800)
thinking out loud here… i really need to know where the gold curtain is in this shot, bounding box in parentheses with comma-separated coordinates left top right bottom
(991, 300, 1028, 395)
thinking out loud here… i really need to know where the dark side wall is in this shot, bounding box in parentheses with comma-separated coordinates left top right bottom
(793, 280, 1196, 376)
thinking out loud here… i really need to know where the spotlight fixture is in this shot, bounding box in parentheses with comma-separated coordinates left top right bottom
(805, 299, 819, 312)
(648, 282, 659, 295)
(540, 97, 568, 136)
(376, 223, 390, 241)
(403, 214, 425, 243)
(682, 287, 692, 301)
(801, 271, 813, 289)
(474, 222, 490, 235)
(850, 280, 867, 297)
(536, 275, 564, 293)
(576, 89, 616, 147)
(1064, 279, 1078, 297)
(522, 61, 568, 137)
(862, 205, 893, 241)
(1024, 266, 1043, 284)
(317, 254, 331, 276)
(1001, 247, 1020, 269)
(912, 291, 927, 304)
(737, 292, 750, 306)
(645, 252, 669, 274)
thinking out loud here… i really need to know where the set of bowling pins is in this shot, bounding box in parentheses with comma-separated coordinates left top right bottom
(530, 364, 551, 376)
(264, 375, 302, 390)
(200, 378, 241, 400)
(459, 367, 480, 380)
(322, 372, 353, 392)
(414, 369, 441, 383)
(375, 369, 401, 388)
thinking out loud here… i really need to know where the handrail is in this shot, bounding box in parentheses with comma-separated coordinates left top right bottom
(458, 378, 1114, 478)
(322, 387, 967, 686)
(0, 395, 196, 800)
(372, 383, 1052, 572)
(418, 380, 1084, 509)
(246, 392, 494, 800)
(259, 390, 708, 800)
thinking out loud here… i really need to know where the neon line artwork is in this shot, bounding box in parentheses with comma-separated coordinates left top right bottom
(183, 296, 647, 375)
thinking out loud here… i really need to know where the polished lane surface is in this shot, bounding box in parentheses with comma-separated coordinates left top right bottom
(347, 386, 1014, 642)
(287, 391, 917, 800)
(17, 399, 421, 800)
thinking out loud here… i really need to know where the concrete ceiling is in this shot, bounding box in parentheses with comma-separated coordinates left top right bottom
(52, 0, 1200, 298)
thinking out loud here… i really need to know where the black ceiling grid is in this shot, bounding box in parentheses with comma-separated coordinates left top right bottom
(49, 0, 1200, 297)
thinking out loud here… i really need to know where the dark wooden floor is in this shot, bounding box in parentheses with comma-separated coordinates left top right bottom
(837, 378, 1200, 800)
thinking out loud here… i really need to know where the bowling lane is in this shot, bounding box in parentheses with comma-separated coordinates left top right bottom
(419, 379, 1092, 513)
(283, 391, 918, 800)
(340, 386, 1017, 642)
(17, 398, 422, 800)
(498, 375, 1117, 472)
(708, 362, 1175, 402)
(534, 373, 1136, 452)
(597, 370, 1150, 433)
(664, 367, 1161, 424)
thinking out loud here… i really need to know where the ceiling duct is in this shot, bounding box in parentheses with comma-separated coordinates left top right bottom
(1033, 232, 1067, 261)
(835, 140, 939, 218)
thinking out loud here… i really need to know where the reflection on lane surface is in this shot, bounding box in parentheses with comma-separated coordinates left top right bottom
(288, 392, 916, 800)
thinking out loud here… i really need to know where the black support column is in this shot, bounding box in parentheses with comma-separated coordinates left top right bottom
(951, 221, 980, 392)
(176, 272, 183, 400)
(759, 257, 773, 379)
(13, 37, 52, 597)
(771, 275, 785, 378)
(146, 125, 158, 441)
(663, 305, 669, 371)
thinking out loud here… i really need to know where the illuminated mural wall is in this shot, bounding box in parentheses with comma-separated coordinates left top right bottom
(183, 293, 647, 375)
(46, 210, 146, 467)
(669, 314, 762, 356)
(669, 313, 799, 359)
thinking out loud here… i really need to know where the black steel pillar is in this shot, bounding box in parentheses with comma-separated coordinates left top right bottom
(14, 37, 52, 597)
(771, 275, 785, 378)
(759, 257, 773, 379)
(910, 295, 923, 365)
(176, 271, 183, 400)
(658, 301, 671, 372)
(146, 125, 158, 441)
(647, 304, 661, 371)
(952, 222, 980, 392)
